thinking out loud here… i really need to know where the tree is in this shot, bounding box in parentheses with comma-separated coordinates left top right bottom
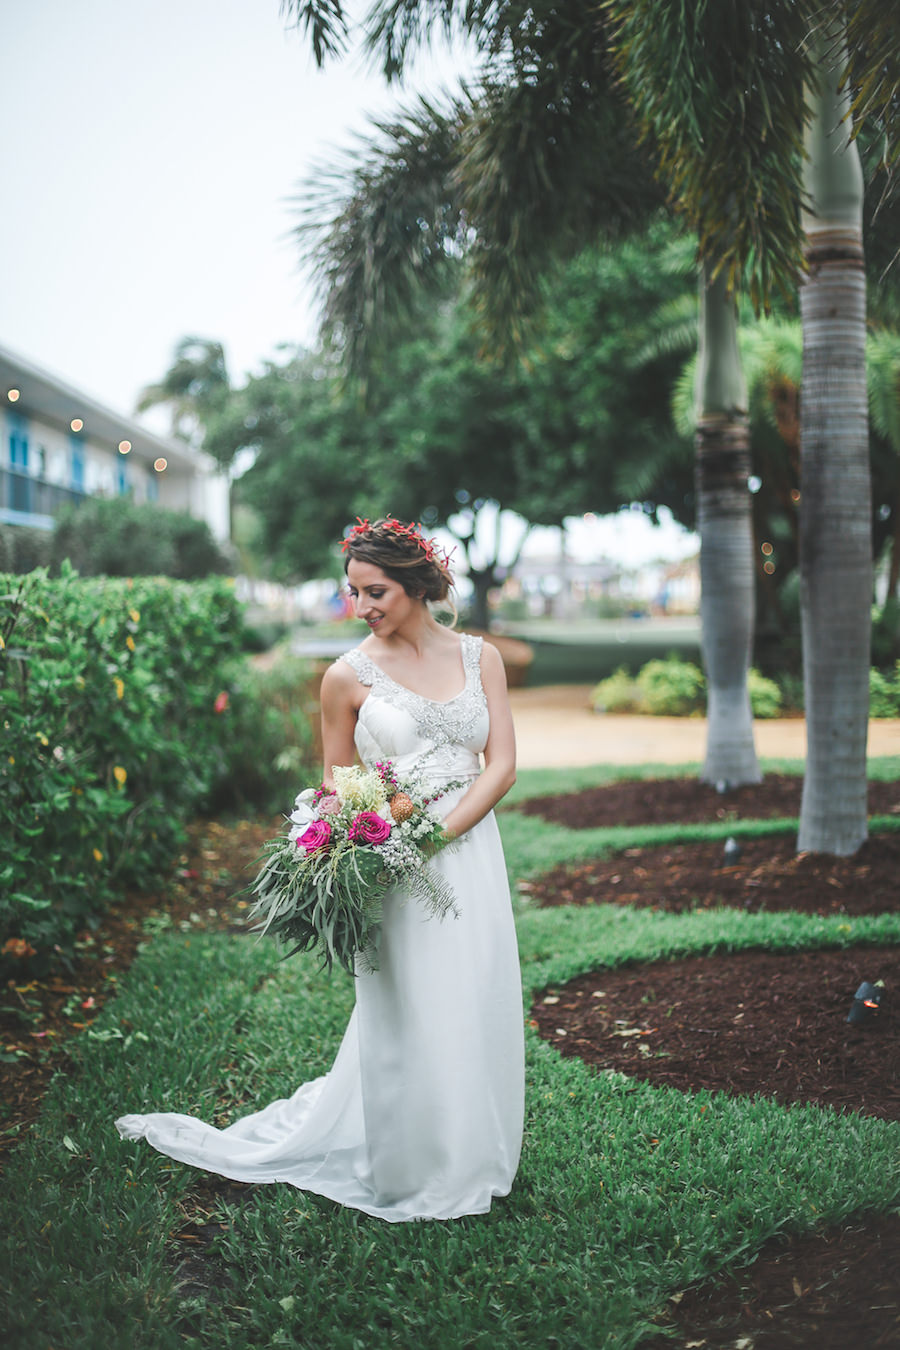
(694, 266, 759, 785)
(797, 30, 871, 854)
(602, 0, 899, 853)
(283, 3, 899, 833)
(136, 336, 230, 445)
(206, 231, 695, 615)
(283, 1, 767, 782)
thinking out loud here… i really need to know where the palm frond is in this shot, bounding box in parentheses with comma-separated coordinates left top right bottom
(843, 0, 900, 166)
(631, 293, 699, 369)
(867, 330, 900, 451)
(293, 92, 470, 369)
(603, 0, 818, 309)
(453, 39, 664, 349)
(280, 0, 351, 66)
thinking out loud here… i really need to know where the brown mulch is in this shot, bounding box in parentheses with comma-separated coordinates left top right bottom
(531, 946, 900, 1121)
(638, 1211, 900, 1349)
(523, 832, 900, 916)
(524, 772, 900, 1349)
(516, 771, 900, 829)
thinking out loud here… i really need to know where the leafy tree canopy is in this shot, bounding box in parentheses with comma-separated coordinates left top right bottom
(206, 220, 695, 587)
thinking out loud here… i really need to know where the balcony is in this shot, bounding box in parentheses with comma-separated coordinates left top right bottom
(0, 466, 86, 529)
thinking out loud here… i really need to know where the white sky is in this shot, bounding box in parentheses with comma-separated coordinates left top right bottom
(3, 0, 697, 567)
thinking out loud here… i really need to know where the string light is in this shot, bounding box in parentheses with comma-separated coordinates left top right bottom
(118, 440, 132, 455)
(7, 389, 20, 403)
(70, 418, 83, 432)
(153, 457, 167, 473)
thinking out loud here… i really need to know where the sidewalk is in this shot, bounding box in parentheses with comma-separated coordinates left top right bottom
(509, 684, 900, 769)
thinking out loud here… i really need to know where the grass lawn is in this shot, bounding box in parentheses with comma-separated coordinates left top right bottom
(3, 761, 899, 1349)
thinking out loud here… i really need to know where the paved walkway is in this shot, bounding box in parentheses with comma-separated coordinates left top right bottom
(509, 684, 900, 769)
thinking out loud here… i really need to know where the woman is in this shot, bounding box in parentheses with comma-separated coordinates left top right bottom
(116, 517, 524, 1222)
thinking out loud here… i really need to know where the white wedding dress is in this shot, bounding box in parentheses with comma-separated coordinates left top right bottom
(116, 633, 525, 1222)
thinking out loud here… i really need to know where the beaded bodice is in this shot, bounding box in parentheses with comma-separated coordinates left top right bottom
(340, 634, 488, 783)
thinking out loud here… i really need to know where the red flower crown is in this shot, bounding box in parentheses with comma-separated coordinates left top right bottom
(341, 517, 454, 574)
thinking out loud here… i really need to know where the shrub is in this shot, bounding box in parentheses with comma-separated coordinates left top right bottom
(747, 668, 782, 719)
(0, 567, 313, 970)
(0, 525, 53, 573)
(590, 667, 640, 714)
(210, 654, 317, 812)
(775, 671, 805, 714)
(50, 497, 230, 579)
(636, 656, 706, 715)
(871, 598, 900, 668)
(869, 663, 900, 718)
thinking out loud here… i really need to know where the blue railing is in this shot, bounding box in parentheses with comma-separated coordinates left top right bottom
(0, 467, 86, 528)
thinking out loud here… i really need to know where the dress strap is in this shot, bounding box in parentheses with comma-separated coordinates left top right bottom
(460, 633, 484, 687)
(339, 646, 378, 687)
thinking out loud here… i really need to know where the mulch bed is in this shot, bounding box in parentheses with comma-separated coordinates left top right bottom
(524, 772, 900, 1349)
(638, 1211, 900, 1349)
(515, 772, 900, 829)
(522, 832, 900, 916)
(531, 946, 900, 1121)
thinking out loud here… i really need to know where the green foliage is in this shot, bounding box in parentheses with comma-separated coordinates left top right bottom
(746, 667, 783, 719)
(50, 497, 230, 579)
(592, 660, 782, 719)
(212, 220, 696, 588)
(870, 662, 900, 718)
(0, 571, 313, 968)
(207, 654, 317, 814)
(872, 597, 900, 668)
(636, 656, 706, 715)
(0, 526, 53, 574)
(590, 666, 640, 713)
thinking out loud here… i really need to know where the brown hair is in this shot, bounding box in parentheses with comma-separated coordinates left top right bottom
(341, 517, 454, 605)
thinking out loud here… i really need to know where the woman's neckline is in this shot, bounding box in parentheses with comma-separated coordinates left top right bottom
(358, 635, 470, 706)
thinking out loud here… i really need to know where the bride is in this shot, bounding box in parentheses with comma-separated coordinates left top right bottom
(116, 517, 525, 1222)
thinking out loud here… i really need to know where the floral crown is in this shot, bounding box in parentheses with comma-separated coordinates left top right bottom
(341, 517, 454, 574)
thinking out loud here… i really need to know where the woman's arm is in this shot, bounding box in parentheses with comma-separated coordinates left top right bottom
(440, 641, 516, 840)
(319, 660, 362, 790)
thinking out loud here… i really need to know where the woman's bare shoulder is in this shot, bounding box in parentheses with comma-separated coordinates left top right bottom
(320, 654, 364, 699)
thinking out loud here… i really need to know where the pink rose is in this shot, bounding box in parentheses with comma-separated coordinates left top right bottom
(317, 794, 341, 816)
(348, 812, 391, 845)
(297, 820, 332, 853)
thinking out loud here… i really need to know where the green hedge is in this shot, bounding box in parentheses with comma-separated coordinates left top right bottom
(591, 657, 784, 718)
(0, 568, 312, 969)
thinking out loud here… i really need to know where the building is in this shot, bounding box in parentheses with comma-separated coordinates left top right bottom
(0, 343, 229, 541)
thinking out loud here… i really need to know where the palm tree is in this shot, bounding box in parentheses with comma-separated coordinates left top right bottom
(136, 336, 230, 445)
(694, 265, 759, 785)
(797, 30, 871, 854)
(284, 1, 899, 843)
(286, 1, 767, 780)
(602, 0, 899, 853)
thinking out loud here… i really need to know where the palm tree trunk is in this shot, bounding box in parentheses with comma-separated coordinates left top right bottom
(695, 264, 760, 786)
(797, 31, 871, 855)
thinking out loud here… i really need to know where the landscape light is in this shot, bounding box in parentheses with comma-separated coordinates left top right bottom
(847, 979, 884, 1026)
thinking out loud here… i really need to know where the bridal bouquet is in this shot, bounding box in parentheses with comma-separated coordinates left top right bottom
(248, 761, 460, 975)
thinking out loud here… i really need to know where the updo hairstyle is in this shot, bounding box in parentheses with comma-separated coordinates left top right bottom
(341, 517, 454, 605)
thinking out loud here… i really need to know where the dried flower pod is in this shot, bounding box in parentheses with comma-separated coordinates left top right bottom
(389, 792, 415, 823)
